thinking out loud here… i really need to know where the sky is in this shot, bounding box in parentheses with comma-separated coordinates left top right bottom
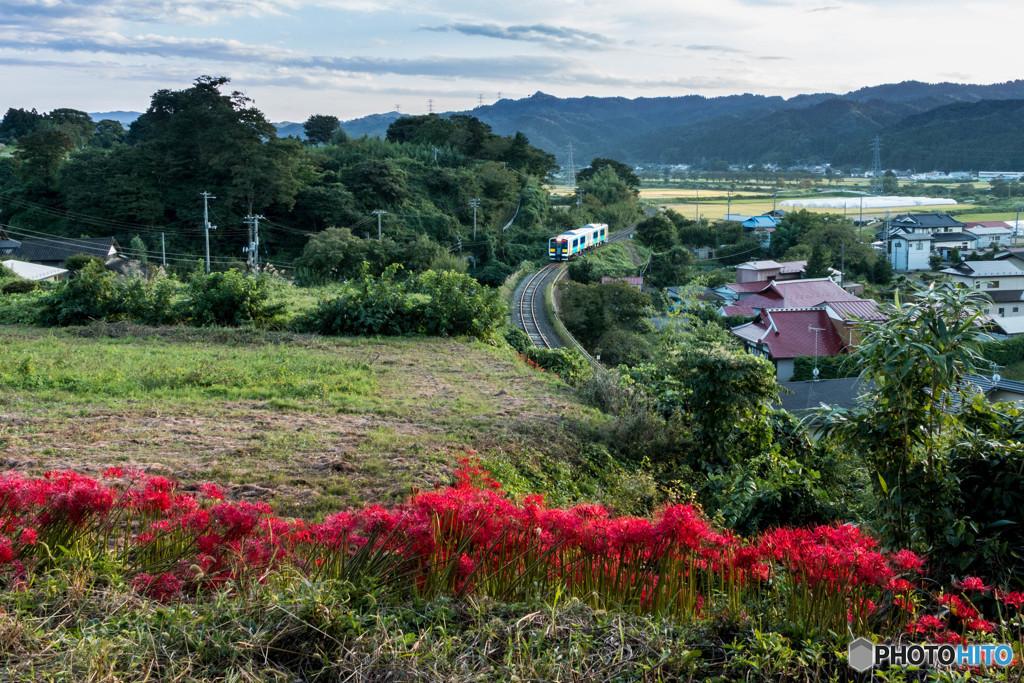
(1, 0, 1023, 123)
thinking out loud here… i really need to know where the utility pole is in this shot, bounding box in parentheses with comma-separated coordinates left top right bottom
(243, 215, 264, 270)
(727, 190, 731, 220)
(576, 188, 583, 216)
(567, 143, 576, 190)
(161, 233, 166, 268)
(469, 198, 481, 240)
(840, 242, 845, 288)
(201, 191, 216, 274)
(372, 210, 386, 240)
(696, 185, 700, 223)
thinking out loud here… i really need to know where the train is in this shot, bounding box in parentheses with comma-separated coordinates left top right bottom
(548, 223, 609, 261)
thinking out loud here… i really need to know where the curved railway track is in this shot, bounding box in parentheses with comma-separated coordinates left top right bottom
(517, 263, 561, 349)
(515, 228, 635, 352)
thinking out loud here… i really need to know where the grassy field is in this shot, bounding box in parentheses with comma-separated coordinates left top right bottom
(0, 324, 628, 519)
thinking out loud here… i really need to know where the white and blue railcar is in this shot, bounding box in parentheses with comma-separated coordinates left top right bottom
(548, 223, 608, 261)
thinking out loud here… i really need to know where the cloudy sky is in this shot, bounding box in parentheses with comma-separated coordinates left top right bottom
(1, 0, 1021, 123)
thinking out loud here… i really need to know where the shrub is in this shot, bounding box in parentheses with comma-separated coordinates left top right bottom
(183, 269, 283, 327)
(63, 253, 106, 272)
(522, 347, 592, 385)
(2, 279, 37, 294)
(37, 262, 181, 326)
(304, 265, 507, 339)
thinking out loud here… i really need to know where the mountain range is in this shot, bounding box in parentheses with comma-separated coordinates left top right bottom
(90, 80, 1024, 172)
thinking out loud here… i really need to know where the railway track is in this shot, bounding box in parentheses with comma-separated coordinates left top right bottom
(517, 263, 561, 349)
(514, 228, 636, 352)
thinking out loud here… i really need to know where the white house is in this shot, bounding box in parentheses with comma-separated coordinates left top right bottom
(2, 259, 68, 282)
(888, 233, 932, 271)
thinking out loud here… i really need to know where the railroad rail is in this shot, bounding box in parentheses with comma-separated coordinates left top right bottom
(514, 228, 635, 367)
(517, 262, 561, 349)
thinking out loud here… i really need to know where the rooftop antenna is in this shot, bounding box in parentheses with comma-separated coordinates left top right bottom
(809, 326, 825, 379)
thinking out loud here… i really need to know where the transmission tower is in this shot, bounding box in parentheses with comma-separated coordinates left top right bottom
(870, 136, 883, 196)
(567, 143, 576, 190)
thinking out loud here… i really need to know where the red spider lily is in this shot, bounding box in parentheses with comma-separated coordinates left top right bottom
(955, 576, 993, 593)
(997, 590, 1024, 609)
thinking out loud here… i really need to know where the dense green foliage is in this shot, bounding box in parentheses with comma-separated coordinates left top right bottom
(302, 265, 507, 339)
(0, 77, 577, 282)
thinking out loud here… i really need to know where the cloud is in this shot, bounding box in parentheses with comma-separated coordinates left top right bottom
(808, 5, 842, 11)
(422, 22, 610, 49)
(686, 44, 746, 54)
(0, 0, 292, 26)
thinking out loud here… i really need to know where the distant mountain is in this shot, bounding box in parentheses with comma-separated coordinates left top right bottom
(86, 80, 1024, 171)
(338, 80, 1024, 171)
(89, 111, 141, 126)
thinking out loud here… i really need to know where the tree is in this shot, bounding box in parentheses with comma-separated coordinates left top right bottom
(15, 128, 75, 189)
(819, 284, 992, 545)
(91, 120, 127, 149)
(803, 243, 832, 278)
(44, 108, 95, 147)
(882, 170, 899, 195)
(303, 114, 340, 146)
(0, 107, 42, 142)
(576, 158, 641, 196)
(634, 214, 679, 251)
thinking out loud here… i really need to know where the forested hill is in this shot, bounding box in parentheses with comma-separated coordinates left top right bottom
(339, 80, 1024, 170)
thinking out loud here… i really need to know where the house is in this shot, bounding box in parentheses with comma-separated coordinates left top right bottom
(941, 258, 1024, 292)
(11, 236, 126, 270)
(601, 276, 643, 289)
(888, 232, 933, 271)
(930, 232, 977, 261)
(734, 259, 842, 284)
(0, 228, 21, 256)
(941, 258, 1024, 320)
(732, 308, 847, 381)
(1, 259, 68, 282)
(735, 259, 808, 283)
(885, 213, 965, 237)
(742, 215, 778, 230)
(724, 279, 882, 380)
(716, 277, 860, 309)
(963, 222, 1013, 249)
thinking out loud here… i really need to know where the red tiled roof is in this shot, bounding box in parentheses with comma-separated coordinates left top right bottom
(734, 293, 783, 310)
(964, 221, 1012, 229)
(768, 279, 859, 308)
(721, 305, 757, 317)
(777, 260, 807, 274)
(736, 308, 846, 359)
(726, 281, 777, 293)
(824, 299, 886, 322)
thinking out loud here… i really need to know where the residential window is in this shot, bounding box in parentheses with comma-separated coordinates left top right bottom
(1014, 307, 1020, 313)
(988, 281, 1000, 289)
(915, 242, 923, 250)
(999, 307, 1006, 316)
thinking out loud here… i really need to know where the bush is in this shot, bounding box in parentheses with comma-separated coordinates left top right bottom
(183, 270, 283, 327)
(38, 262, 182, 326)
(64, 253, 106, 272)
(790, 355, 857, 381)
(522, 347, 592, 385)
(2, 279, 37, 294)
(304, 265, 507, 339)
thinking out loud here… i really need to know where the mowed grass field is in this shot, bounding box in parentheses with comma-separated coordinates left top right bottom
(0, 324, 611, 519)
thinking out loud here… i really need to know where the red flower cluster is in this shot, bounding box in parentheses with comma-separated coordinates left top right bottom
(0, 459, 1011, 646)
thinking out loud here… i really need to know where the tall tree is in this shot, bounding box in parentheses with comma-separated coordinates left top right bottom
(303, 114, 340, 146)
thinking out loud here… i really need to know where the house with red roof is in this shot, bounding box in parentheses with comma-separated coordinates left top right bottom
(732, 309, 847, 381)
(725, 279, 884, 380)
